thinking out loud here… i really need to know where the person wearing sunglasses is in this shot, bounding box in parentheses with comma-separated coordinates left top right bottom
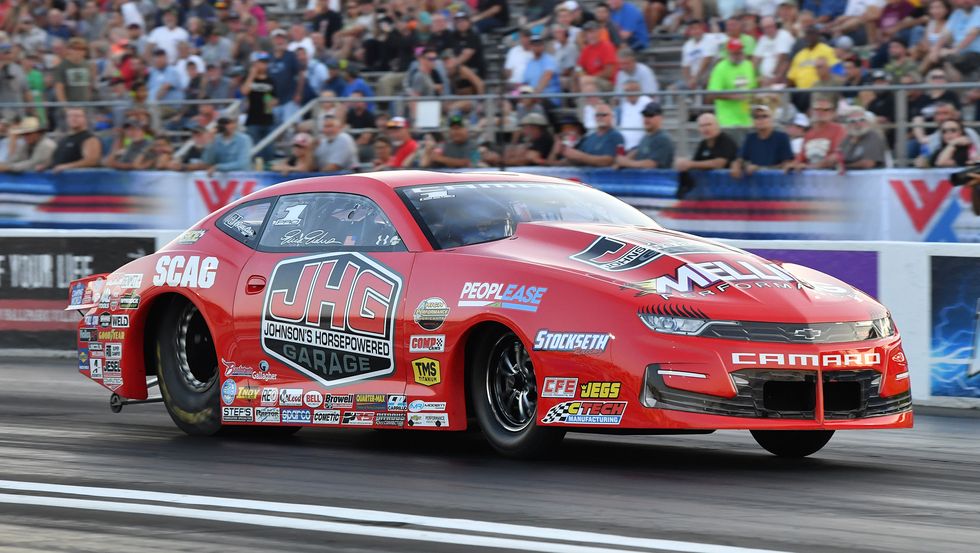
(560, 102, 624, 167)
(786, 94, 846, 171)
(730, 104, 794, 178)
(838, 106, 888, 171)
(931, 120, 979, 168)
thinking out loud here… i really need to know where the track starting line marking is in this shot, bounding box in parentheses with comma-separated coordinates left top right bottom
(0, 480, 794, 553)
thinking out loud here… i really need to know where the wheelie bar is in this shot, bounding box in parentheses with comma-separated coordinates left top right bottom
(109, 377, 163, 413)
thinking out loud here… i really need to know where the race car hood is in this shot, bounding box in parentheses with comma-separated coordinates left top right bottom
(481, 222, 886, 324)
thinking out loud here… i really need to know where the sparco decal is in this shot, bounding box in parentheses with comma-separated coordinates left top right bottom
(627, 260, 798, 297)
(540, 401, 626, 425)
(409, 334, 446, 353)
(282, 409, 312, 424)
(541, 377, 578, 398)
(414, 297, 450, 331)
(458, 282, 546, 312)
(261, 253, 402, 388)
(570, 233, 731, 272)
(152, 255, 218, 288)
(731, 352, 881, 367)
(532, 330, 611, 353)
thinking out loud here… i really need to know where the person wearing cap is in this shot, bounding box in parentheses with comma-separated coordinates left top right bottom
(472, 0, 510, 33)
(147, 7, 189, 64)
(717, 16, 756, 61)
(561, 102, 624, 167)
(449, 12, 487, 79)
(859, 69, 896, 125)
(201, 24, 233, 68)
(0, 43, 29, 122)
(105, 119, 153, 171)
(679, 20, 720, 90)
(272, 132, 318, 175)
(754, 16, 794, 86)
(242, 50, 276, 162)
(786, 94, 846, 170)
(523, 33, 561, 102)
(168, 124, 212, 170)
(608, 0, 649, 51)
(421, 116, 478, 168)
(49, 108, 103, 173)
(53, 37, 94, 105)
(315, 115, 359, 172)
(267, 28, 304, 124)
(730, 104, 794, 178)
(577, 21, 619, 91)
(838, 105, 888, 170)
(614, 48, 658, 96)
(185, 115, 254, 175)
(12, 14, 47, 55)
(380, 117, 418, 169)
(785, 112, 810, 155)
(0, 117, 55, 173)
(148, 48, 185, 103)
(707, 38, 758, 128)
(616, 101, 674, 169)
(674, 113, 739, 196)
(517, 112, 556, 165)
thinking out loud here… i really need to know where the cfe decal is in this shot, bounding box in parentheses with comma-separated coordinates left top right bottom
(152, 255, 218, 288)
(261, 253, 403, 388)
(570, 233, 732, 272)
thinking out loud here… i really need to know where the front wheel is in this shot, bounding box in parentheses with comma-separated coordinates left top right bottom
(751, 430, 834, 458)
(469, 331, 564, 458)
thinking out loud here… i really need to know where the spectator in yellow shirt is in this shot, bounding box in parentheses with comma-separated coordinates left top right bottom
(787, 27, 839, 89)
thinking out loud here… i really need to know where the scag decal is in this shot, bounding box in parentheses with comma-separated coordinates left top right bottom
(412, 358, 441, 386)
(533, 330, 611, 353)
(152, 255, 218, 288)
(414, 297, 450, 331)
(458, 282, 546, 312)
(262, 253, 403, 388)
(541, 377, 578, 398)
(580, 381, 621, 399)
(540, 401, 626, 425)
(409, 335, 446, 353)
(731, 352, 881, 367)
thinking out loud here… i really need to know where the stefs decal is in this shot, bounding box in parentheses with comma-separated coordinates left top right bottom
(261, 253, 403, 388)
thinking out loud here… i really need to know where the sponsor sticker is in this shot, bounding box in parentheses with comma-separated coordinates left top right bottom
(279, 388, 303, 406)
(255, 407, 281, 423)
(99, 313, 111, 328)
(313, 409, 341, 425)
(98, 329, 124, 341)
(222, 406, 253, 422)
(89, 358, 104, 379)
(412, 358, 441, 386)
(409, 334, 446, 353)
(111, 315, 130, 328)
(105, 343, 122, 360)
(414, 298, 450, 331)
(104, 359, 122, 390)
(408, 400, 446, 413)
(406, 413, 449, 428)
(88, 342, 103, 352)
(387, 395, 407, 411)
(355, 394, 387, 411)
(626, 260, 799, 298)
(77, 349, 88, 371)
(342, 411, 375, 426)
(260, 387, 278, 406)
(375, 412, 405, 427)
(261, 253, 403, 388)
(153, 255, 219, 289)
(579, 381, 621, 399)
(892, 351, 907, 364)
(304, 390, 324, 408)
(533, 330, 611, 353)
(69, 282, 85, 307)
(541, 377, 578, 399)
(282, 409, 312, 424)
(221, 380, 237, 405)
(119, 293, 140, 310)
(323, 394, 354, 409)
(177, 229, 206, 245)
(106, 273, 144, 289)
(237, 385, 260, 402)
(222, 359, 277, 381)
(540, 401, 626, 425)
(570, 233, 732, 272)
(458, 282, 546, 312)
(79, 328, 97, 342)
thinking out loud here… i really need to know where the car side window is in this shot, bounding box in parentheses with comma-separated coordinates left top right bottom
(258, 193, 405, 252)
(217, 200, 272, 248)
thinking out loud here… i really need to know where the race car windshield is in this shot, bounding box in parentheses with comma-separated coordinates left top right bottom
(398, 182, 657, 249)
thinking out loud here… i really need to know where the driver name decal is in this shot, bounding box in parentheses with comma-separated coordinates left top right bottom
(261, 253, 403, 387)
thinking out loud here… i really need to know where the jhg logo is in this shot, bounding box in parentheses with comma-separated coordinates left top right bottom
(261, 253, 403, 388)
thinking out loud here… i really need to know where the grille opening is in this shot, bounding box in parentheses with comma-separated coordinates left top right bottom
(763, 380, 815, 412)
(824, 381, 862, 412)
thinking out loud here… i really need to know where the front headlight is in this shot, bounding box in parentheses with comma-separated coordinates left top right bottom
(638, 314, 710, 335)
(872, 316, 895, 338)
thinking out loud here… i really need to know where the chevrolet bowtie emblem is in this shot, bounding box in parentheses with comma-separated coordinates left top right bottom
(794, 328, 822, 340)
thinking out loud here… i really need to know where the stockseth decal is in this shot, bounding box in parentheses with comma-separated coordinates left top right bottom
(409, 334, 446, 353)
(540, 401, 626, 424)
(414, 298, 450, 331)
(532, 330, 610, 353)
(731, 352, 881, 367)
(458, 282, 546, 312)
(412, 358, 441, 386)
(570, 233, 731, 272)
(541, 377, 578, 398)
(222, 406, 253, 422)
(626, 260, 797, 297)
(261, 253, 403, 388)
(580, 381, 621, 399)
(406, 413, 449, 427)
(152, 255, 218, 288)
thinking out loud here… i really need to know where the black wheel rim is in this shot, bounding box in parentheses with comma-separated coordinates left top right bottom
(175, 303, 217, 391)
(486, 335, 537, 432)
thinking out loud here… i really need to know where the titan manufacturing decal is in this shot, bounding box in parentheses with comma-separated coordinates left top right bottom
(731, 352, 881, 368)
(541, 377, 578, 398)
(580, 381, 621, 399)
(570, 233, 732, 272)
(414, 298, 450, 331)
(261, 253, 403, 388)
(221, 380, 237, 405)
(222, 406, 253, 422)
(407, 413, 449, 427)
(458, 282, 546, 312)
(313, 409, 341, 424)
(409, 335, 446, 353)
(408, 400, 446, 412)
(412, 358, 441, 386)
(532, 330, 611, 353)
(343, 412, 375, 426)
(255, 407, 281, 423)
(152, 255, 218, 288)
(540, 401, 627, 425)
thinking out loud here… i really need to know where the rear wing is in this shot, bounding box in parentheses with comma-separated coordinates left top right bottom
(66, 274, 109, 311)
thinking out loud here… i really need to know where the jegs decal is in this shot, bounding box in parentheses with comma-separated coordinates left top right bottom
(261, 253, 403, 388)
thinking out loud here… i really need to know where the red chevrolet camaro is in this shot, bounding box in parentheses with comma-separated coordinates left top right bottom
(67, 171, 912, 458)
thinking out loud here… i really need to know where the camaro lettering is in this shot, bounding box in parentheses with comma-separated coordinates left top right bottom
(152, 255, 218, 288)
(731, 352, 881, 367)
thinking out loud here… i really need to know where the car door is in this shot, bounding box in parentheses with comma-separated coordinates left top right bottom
(230, 191, 414, 426)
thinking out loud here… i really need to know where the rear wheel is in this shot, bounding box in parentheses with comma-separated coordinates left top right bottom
(156, 297, 221, 436)
(751, 430, 834, 458)
(470, 331, 564, 458)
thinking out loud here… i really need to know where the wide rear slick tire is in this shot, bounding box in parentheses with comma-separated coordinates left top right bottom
(751, 430, 834, 458)
(470, 331, 565, 459)
(156, 297, 222, 436)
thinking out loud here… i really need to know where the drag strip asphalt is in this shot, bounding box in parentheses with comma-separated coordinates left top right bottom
(0, 358, 979, 553)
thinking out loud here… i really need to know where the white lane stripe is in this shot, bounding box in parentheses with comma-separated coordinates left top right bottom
(0, 480, 792, 553)
(0, 493, 636, 553)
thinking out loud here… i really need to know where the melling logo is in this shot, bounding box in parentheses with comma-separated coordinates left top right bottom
(195, 179, 257, 213)
(261, 253, 403, 388)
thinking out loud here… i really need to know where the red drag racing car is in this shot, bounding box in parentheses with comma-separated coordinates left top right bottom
(67, 171, 912, 458)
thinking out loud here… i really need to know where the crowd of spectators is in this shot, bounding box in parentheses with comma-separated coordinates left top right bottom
(0, 0, 976, 176)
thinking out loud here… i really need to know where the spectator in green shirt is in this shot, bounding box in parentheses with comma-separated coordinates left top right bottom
(707, 39, 758, 128)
